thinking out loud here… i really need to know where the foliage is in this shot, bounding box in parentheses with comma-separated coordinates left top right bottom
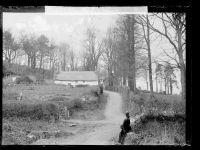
(15, 76, 34, 84)
(106, 85, 185, 145)
(125, 120, 185, 145)
(3, 102, 59, 121)
(3, 84, 102, 120)
(105, 85, 184, 117)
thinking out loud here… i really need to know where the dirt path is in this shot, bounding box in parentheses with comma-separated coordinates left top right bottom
(32, 90, 124, 145)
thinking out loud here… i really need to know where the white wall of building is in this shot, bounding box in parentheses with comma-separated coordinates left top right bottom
(54, 80, 98, 87)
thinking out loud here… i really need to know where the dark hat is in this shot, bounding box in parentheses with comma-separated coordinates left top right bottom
(125, 111, 130, 117)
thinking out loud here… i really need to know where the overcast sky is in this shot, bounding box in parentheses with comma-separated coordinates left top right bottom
(3, 7, 182, 94)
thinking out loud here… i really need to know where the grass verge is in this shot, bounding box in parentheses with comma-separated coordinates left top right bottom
(105, 85, 186, 145)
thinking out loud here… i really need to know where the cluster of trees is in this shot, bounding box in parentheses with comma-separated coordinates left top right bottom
(155, 62, 178, 94)
(81, 27, 103, 71)
(100, 13, 185, 101)
(3, 13, 185, 101)
(3, 31, 80, 78)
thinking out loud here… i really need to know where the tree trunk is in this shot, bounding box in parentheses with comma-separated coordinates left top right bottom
(49, 57, 52, 70)
(146, 16, 154, 97)
(43, 63, 45, 80)
(164, 78, 167, 93)
(160, 78, 162, 92)
(180, 68, 186, 101)
(169, 76, 172, 95)
(123, 74, 126, 86)
(31, 54, 36, 69)
(132, 59, 136, 91)
(28, 55, 31, 68)
(110, 71, 114, 86)
(128, 15, 136, 92)
(156, 76, 158, 92)
(146, 80, 148, 91)
(39, 54, 43, 70)
(108, 66, 112, 86)
(178, 26, 186, 101)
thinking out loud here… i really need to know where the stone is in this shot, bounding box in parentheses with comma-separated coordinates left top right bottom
(27, 134, 37, 143)
(69, 124, 76, 127)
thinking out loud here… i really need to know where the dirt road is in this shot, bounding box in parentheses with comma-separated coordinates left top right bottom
(32, 90, 124, 145)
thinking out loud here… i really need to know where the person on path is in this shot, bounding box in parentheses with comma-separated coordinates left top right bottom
(99, 83, 103, 94)
(118, 112, 132, 144)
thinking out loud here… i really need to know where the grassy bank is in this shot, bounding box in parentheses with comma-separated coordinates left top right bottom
(125, 119, 185, 145)
(105, 86, 186, 145)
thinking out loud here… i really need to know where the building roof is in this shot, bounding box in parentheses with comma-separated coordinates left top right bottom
(55, 71, 98, 81)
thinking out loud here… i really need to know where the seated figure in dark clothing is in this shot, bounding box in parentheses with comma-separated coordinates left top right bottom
(118, 112, 132, 144)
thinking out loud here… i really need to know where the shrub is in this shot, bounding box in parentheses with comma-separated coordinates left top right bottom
(76, 84, 88, 88)
(130, 115, 186, 145)
(69, 98, 83, 110)
(27, 75, 36, 83)
(82, 86, 100, 97)
(3, 102, 59, 122)
(15, 76, 33, 84)
(36, 79, 46, 85)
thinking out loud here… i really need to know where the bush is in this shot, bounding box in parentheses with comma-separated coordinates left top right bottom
(76, 84, 88, 88)
(16, 76, 33, 84)
(90, 89, 99, 97)
(36, 79, 46, 84)
(71, 98, 83, 110)
(3, 102, 59, 122)
(130, 115, 185, 145)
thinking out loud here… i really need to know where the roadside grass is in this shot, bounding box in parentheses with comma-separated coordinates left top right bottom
(105, 86, 185, 145)
(124, 120, 185, 145)
(2, 118, 75, 145)
(2, 83, 106, 145)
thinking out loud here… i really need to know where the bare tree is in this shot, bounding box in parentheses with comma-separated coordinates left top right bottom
(136, 55, 149, 90)
(69, 49, 76, 71)
(146, 13, 186, 100)
(163, 62, 177, 95)
(20, 33, 38, 69)
(102, 27, 117, 86)
(82, 27, 103, 71)
(155, 63, 164, 92)
(37, 35, 49, 70)
(47, 42, 56, 70)
(58, 42, 70, 71)
(137, 15, 154, 97)
(3, 30, 20, 64)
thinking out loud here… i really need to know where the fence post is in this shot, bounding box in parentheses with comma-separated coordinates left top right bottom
(64, 106, 70, 119)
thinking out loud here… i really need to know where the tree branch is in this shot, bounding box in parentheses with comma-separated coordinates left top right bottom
(148, 14, 179, 54)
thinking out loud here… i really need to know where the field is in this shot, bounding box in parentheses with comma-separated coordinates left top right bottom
(3, 83, 96, 103)
(105, 86, 186, 145)
(2, 82, 107, 145)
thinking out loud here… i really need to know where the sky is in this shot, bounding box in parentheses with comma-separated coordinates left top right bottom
(3, 7, 182, 94)
(3, 13, 118, 56)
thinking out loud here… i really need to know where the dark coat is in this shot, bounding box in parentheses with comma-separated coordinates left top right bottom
(121, 118, 131, 133)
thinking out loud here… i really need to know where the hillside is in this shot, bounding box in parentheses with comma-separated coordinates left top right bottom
(3, 62, 54, 80)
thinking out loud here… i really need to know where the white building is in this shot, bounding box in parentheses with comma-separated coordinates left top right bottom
(54, 71, 99, 87)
